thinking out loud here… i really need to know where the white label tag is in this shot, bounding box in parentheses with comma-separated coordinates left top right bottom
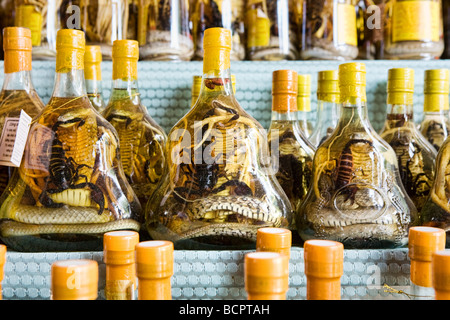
(0, 110, 32, 167)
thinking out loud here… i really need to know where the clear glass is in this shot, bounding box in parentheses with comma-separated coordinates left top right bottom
(299, 0, 359, 60)
(308, 100, 340, 147)
(145, 69, 292, 250)
(0, 70, 45, 197)
(86, 79, 105, 113)
(356, 0, 386, 59)
(14, 0, 61, 60)
(379, 104, 437, 213)
(102, 77, 167, 209)
(297, 109, 313, 137)
(418, 111, 450, 151)
(267, 110, 315, 241)
(0, 68, 142, 252)
(297, 99, 418, 248)
(384, 0, 444, 60)
(191, 0, 246, 61)
(245, 0, 298, 60)
(137, 0, 194, 60)
(410, 283, 435, 300)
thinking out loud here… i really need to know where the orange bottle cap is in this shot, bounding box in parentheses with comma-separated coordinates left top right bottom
(112, 40, 139, 81)
(256, 227, 292, 256)
(202, 28, 231, 74)
(0, 245, 6, 281)
(103, 230, 139, 265)
(304, 240, 344, 278)
(433, 250, 450, 294)
(112, 39, 139, 60)
(56, 29, 85, 51)
(56, 29, 85, 72)
(203, 27, 232, 50)
(272, 70, 298, 112)
(136, 240, 174, 279)
(85, 45, 102, 63)
(51, 259, 98, 300)
(409, 226, 446, 262)
(3, 26, 32, 74)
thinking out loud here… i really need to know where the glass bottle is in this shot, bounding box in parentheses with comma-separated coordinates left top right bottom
(267, 69, 315, 238)
(384, 0, 444, 60)
(408, 226, 445, 300)
(137, 0, 194, 60)
(308, 70, 340, 148)
(145, 27, 292, 250)
(0, 29, 142, 252)
(442, 0, 450, 59)
(84, 45, 105, 113)
(304, 239, 343, 300)
(297, 74, 313, 137)
(379, 68, 437, 213)
(103, 230, 140, 300)
(0, 27, 45, 197)
(432, 249, 450, 300)
(418, 69, 450, 152)
(191, 0, 246, 61)
(356, 0, 386, 60)
(299, 0, 359, 60)
(245, 0, 298, 60)
(102, 39, 167, 210)
(296, 62, 418, 249)
(135, 240, 174, 300)
(51, 259, 98, 300)
(256, 227, 292, 257)
(244, 251, 289, 300)
(0, 244, 5, 300)
(0, 0, 15, 61)
(14, 0, 61, 60)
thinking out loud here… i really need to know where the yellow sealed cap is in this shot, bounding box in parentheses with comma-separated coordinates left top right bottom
(203, 27, 231, 50)
(85, 45, 102, 63)
(51, 259, 98, 300)
(424, 69, 450, 94)
(304, 240, 344, 278)
(3, 26, 32, 51)
(388, 68, 415, 93)
(245, 251, 289, 278)
(433, 250, 450, 291)
(409, 226, 446, 262)
(317, 70, 340, 103)
(112, 39, 139, 59)
(136, 241, 174, 279)
(56, 29, 85, 51)
(256, 227, 292, 256)
(339, 62, 366, 87)
(297, 74, 311, 97)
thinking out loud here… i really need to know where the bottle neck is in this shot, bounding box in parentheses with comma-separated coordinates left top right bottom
(1, 70, 34, 92)
(337, 99, 371, 132)
(316, 99, 340, 126)
(51, 68, 87, 98)
(384, 103, 416, 129)
(271, 110, 298, 121)
(424, 92, 449, 114)
(110, 78, 140, 102)
(197, 68, 234, 100)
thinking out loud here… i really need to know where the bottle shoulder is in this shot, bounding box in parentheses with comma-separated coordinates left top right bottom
(0, 89, 45, 118)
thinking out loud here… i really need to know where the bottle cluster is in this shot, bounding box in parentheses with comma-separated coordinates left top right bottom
(0, 0, 449, 61)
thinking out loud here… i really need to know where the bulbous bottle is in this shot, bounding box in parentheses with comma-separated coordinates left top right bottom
(102, 39, 167, 211)
(418, 69, 450, 152)
(296, 62, 418, 249)
(145, 28, 292, 249)
(297, 74, 313, 137)
(267, 70, 315, 243)
(379, 68, 437, 213)
(308, 70, 340, 147)
(0, 29, 142, 252)
(0, 27, 45, 196)
(84, 45, 105, 113)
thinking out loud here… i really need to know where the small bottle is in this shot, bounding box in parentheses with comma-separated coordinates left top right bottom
(103, 230, 140, 300)
(419, 69, 450, 152)
(0, 27, 45, 196)
(244, 251, 289, 300)
(0, 244, 6, 300)
(379, 68, 437, 213)
(84, 45, 105, 113)
(135, 240, 174, 300)
(102, 39, 167, 208)
(51, 259, 99, 300)
(256, 227, 292, 258)
(191, 74, 236, 107)
(408, 226, 446, 300)
(308, 70, 340, 147)
(297, 74, 313, 137)
(384, 0, 444, 60)
(432, 249, 450, 300)
(304, 239, 344, 300)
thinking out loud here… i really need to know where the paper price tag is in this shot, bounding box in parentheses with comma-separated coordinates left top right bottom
(0, 110, 32, 167)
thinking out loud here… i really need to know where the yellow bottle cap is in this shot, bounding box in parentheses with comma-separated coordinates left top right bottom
(272, 70, 298, 112)
(103, 230, 139, 265)
(387, 68, 415, 105)
(136, 240, 174, 279)
(51, 259, 98, 300)
(0, 244, 6, 281)
(424, 69, 450, 112)
(112, 39, 139, 81)
(203, 27, 232, 50)
(256, 227, 292, 257)
(202, 28, 231, 74)
(409, 226, 446, 287)
(56, 29, 85, 72)
(338, 62, 366, 102)
(244, 251, 289, 299)
(317, 70, 340, 103)
(432, 250, 450, 298)
(297, 74, 311, 112)
(84, 45, 102, 81)
(3, 26, 32, 74)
